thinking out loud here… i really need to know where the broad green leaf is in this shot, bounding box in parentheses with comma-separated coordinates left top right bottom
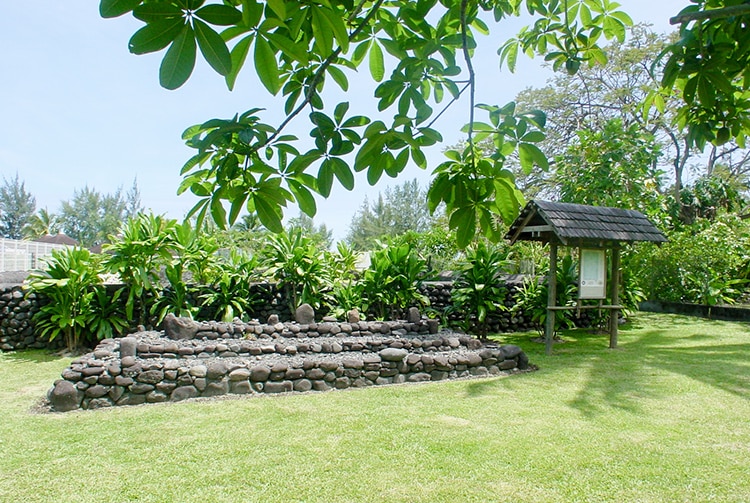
(369, 42, 385, 82)
(180, 153, 209, 175)
(194, 19, 232, 76)
(210, 196, 228, 229)
(520, 131, 545, 143)
(327, 66, 349, 91)
(352, 40, 370, 67)
(342, 115, 369, 128)
(580, 4, 592, 26)
(318, 160, 335, 197)
(266, 32, 309, 64)
(183, 0, 205, 10)
(225, 34, 253, 90)
(367, 164, 383, 185)
(610, 11, 633, 26)
(318, 5, 349, 53)
(494, 179, 521, 224)
(498, 40, 519, 72)
(603, 16, 626, 42)
(683, 76, 699, 105)
(471, 17, 490, 35)
(253, 196, 284, 233)
(333, 102, 349, 124)
(242, 0, 263, 27)
(254, 36, 280, 94)
(266, 0, 287, 20)
(159, 24, 197, 90)
(518, 142, 549, 174)
(411, 146, 426, 169)
(451, 208, 477, 248)
(195, 4, 242, 25)
(228, 193, 248, 225)
(129, 19, 185, 55)
(653, 92, 665, 114)
(133, 3, 184, 22)
(310, 8, 334, 56)
(697, 75, 716, 108)
(100, 0, 141, 18)
(332, 157, 354, 190)
(289, 180, 317, 216)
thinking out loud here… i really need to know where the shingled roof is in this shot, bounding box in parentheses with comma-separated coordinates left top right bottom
(505, 200, 667, 246)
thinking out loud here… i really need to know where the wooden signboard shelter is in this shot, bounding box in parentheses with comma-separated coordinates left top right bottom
(505, 200, 667, 355)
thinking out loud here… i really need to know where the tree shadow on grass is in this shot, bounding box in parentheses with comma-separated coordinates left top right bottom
(464, 315, 750, 417)
(566, 316, 750, 417)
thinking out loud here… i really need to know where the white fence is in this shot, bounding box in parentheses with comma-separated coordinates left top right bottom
(0, 238, 72, 272)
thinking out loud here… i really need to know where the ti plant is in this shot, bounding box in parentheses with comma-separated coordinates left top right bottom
(449, 241, 509, 339)
(360, 241, 429, 320)
(200, 250, 261, 322)
(105, 213, 177, 328)
(261, 228, 328, 315)
(25, 247, 103, 352)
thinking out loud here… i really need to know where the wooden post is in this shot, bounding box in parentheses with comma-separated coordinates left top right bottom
(545, 242, 558, 355)
(609, 246, 621, 349)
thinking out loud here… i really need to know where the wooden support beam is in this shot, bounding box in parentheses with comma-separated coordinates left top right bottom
(609, 247, 621, 349)
(545, 242, 558, 356)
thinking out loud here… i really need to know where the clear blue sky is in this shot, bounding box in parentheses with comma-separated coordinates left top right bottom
(0, 1, 687, 242)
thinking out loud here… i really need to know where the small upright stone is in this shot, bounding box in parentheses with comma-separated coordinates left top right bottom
(267, 314, 280, 325)
(346, 308, 360, 323)
(295, 303, 315, 324)
(119, 337, 137, 358)
(407, 307, 421, 323)
(426, 318, 439, 334)
(49, 380, 81, 412)
(163, 313, 198, 340)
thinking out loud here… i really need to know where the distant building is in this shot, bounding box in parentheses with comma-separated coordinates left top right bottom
(35, 233, 79, 246)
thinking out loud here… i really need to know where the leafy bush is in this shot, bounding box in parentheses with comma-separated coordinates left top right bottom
(88, 286, 129, 340)
(628, 214, 750, 306)
(25, 247, 122, 352)
(449, 241, 508, 338)
(261, 229, 329, 315)
(360, 241, 429, 320)
(200, 251, 261, 322)
(104, 213, 177, 327)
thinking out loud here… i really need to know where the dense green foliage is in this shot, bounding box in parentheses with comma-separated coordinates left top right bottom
(104, 213, 177, 325)
(261, 228, 329, 313)
(97, 0, 639, 245)
(450, 241, 508, 337)
(25, 248, 123, 352)
(360, 241, 429, 320)
(656, 1, 750, 151)
(555, 119, 665, 219)
(629, 214, 750, 308)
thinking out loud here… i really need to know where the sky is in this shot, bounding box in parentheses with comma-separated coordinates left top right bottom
(0, 1, 689, 242)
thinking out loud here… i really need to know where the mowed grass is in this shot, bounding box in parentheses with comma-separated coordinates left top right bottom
(0, 312, 748, 502)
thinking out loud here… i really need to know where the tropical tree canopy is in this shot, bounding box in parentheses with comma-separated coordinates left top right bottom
(97, 0, 749, 246)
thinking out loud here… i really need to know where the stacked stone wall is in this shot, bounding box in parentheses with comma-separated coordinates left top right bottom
(47, 317, 531, 412)
(0, 286, 61, 351)
(0, 279, 543, 352)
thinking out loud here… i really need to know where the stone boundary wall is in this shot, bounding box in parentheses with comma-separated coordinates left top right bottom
(0, 286, 61, 351)
(47, 317, 531, 412)
(0, 281, 540, 352)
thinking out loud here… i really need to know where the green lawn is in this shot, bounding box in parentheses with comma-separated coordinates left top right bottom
(1, 312, 748, 502)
